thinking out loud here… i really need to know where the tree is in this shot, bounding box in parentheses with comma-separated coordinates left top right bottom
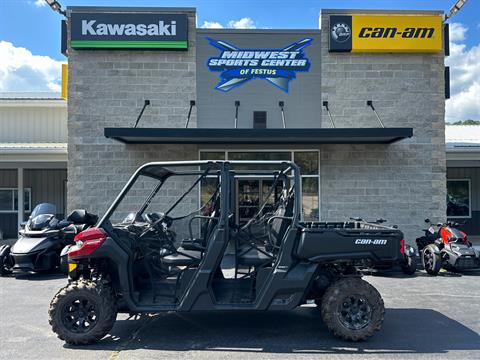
(451, 119, 480, 125)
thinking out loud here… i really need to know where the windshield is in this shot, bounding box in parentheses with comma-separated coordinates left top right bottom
(31, 203, 57, 218)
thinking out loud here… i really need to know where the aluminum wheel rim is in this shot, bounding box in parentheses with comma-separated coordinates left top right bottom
(337, 295, 373, 330)
(424, 248, 434, 269)
(61, 296, 99, 334)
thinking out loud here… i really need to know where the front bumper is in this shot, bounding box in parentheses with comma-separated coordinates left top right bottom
(10, 251, 57, 272)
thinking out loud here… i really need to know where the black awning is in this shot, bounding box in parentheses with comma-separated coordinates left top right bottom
(104, 127, 413, 145)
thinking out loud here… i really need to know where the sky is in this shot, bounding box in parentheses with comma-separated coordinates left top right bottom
(0, 0, 479, 122)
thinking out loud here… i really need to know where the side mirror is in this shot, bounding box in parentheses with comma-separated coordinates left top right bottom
(424, 218, 430, 224)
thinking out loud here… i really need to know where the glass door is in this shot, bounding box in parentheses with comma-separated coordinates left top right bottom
(235, 178, 284, 225)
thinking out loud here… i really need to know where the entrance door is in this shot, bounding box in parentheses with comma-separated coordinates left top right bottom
(236, 178, 284, 225)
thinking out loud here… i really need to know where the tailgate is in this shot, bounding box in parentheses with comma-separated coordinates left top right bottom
(295, 227, 403, 263)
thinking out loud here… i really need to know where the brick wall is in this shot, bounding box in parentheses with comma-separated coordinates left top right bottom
(67, 8, 198, 218)
(320, 11, 447, 243)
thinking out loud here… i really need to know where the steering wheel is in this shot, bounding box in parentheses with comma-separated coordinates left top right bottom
(144, 212, 162, 225)
(139, 213, 173, 238)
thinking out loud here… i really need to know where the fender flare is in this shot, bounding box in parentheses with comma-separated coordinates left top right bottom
(0, 244, 11, 257)
(60, 244, 72, 257)
(425, 243, 441, 255)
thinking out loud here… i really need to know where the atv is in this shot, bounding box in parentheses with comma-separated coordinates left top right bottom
(416, 218, 479, 275)
(49, 161, 406, 344)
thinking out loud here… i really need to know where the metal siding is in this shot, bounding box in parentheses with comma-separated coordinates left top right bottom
(0, 169, 17, 187)
(24, 169, 67, 216)
(0, 106, 67, 143)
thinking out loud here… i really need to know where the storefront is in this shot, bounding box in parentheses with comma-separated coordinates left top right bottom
(65, 6, 448, 242)
(0, 94, 67, 239)
(446, 125, 480, 241)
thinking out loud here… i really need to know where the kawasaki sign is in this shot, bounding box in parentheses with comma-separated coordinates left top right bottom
(70, 13, 188, 50)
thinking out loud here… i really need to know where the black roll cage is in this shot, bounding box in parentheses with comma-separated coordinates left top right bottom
(97, 160, 302, 229)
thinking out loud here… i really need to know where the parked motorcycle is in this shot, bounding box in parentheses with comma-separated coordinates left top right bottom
(0, 203, 98, 276)
(416, 218, 479, 275)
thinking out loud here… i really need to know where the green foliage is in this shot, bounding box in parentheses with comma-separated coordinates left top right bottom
(450, 119, 480, 125)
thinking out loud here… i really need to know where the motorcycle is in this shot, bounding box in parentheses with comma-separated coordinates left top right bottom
(0, 203, 98, 276)
(416, 218, 480, 275)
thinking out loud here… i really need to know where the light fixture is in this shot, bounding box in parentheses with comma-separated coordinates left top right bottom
(45, 0, 66, 17)
(445, 0, 468, 20)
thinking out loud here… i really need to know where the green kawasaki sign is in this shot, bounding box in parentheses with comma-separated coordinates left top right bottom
(70, 12, 188, 50)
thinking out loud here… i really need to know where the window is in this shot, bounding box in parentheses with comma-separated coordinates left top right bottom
(447, 179, 471, 218)
(199, 150, 320, 221)
(0, 188, 32, 213)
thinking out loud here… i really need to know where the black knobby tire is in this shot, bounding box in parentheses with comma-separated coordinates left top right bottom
(0, 248, 13, 276)
(422, 244, 442, 276)
(320, 278, 385, 341)
(48, 280, 117, 345)
(59, 255, 68, 276)
(401, 254, 417, 275)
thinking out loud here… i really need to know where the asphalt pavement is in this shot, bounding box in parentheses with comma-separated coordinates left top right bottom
(0, 270, 479, 360)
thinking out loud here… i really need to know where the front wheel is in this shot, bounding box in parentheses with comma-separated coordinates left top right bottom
(0, 246, 13, 276)
(422, 244, 442, 276)
(59, 254, 69, 275)
(320, 278, 385, 341)
(49, 280, 117, 345)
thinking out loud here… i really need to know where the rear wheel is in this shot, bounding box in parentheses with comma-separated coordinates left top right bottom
(422, 244, 442, 276)
(49, 280, 117, 345)
(320, 278, 385, 341)
(401, 254, 417, 275)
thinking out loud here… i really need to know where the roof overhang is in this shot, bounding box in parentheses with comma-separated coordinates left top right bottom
(0, 143, 68, 162)
(104, 128, 413, 145)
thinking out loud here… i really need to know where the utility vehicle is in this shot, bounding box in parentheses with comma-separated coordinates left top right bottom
(416, 219, 479, 275)
(49, 161, 406, 344)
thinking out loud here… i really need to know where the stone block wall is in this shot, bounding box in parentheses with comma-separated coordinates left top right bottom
(320, 10, 447, 242)
(67, 7, 198, 218)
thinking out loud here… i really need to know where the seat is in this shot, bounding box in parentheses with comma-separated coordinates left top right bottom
(236, 191, 295, 268)
(237, 247, 272, 267)
(162, 248, 201, 266)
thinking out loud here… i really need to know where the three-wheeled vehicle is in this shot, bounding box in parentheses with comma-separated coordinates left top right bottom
(0, 203, 98, 276)
(416, 218, 479, 275)
(49, 161, 406, 344)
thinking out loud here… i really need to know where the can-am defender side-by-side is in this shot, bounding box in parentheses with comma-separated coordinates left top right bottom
(49, 161, 406, 344)
(0, 203, 98, 276)
(416, 218, 479, 275)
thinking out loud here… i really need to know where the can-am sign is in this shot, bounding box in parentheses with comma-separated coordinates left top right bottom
(329, 14, 443, 53)
(70, 13, 188, 50)
(207, 38, 312, 92)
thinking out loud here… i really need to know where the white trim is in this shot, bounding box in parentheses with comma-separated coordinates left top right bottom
(446, 151, 480, 161)
(198, 148, 321, 221)
(446, 179, 472, 219)
(0, 187, 32, 213)
(0, 99, 66, 108)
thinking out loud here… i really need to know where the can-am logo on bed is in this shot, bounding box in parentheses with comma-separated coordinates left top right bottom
(206, 38, 312, 92)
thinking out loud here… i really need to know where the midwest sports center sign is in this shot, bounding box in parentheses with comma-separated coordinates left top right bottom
(329, 14, 443, 53)
(207, 38, 313, 92)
